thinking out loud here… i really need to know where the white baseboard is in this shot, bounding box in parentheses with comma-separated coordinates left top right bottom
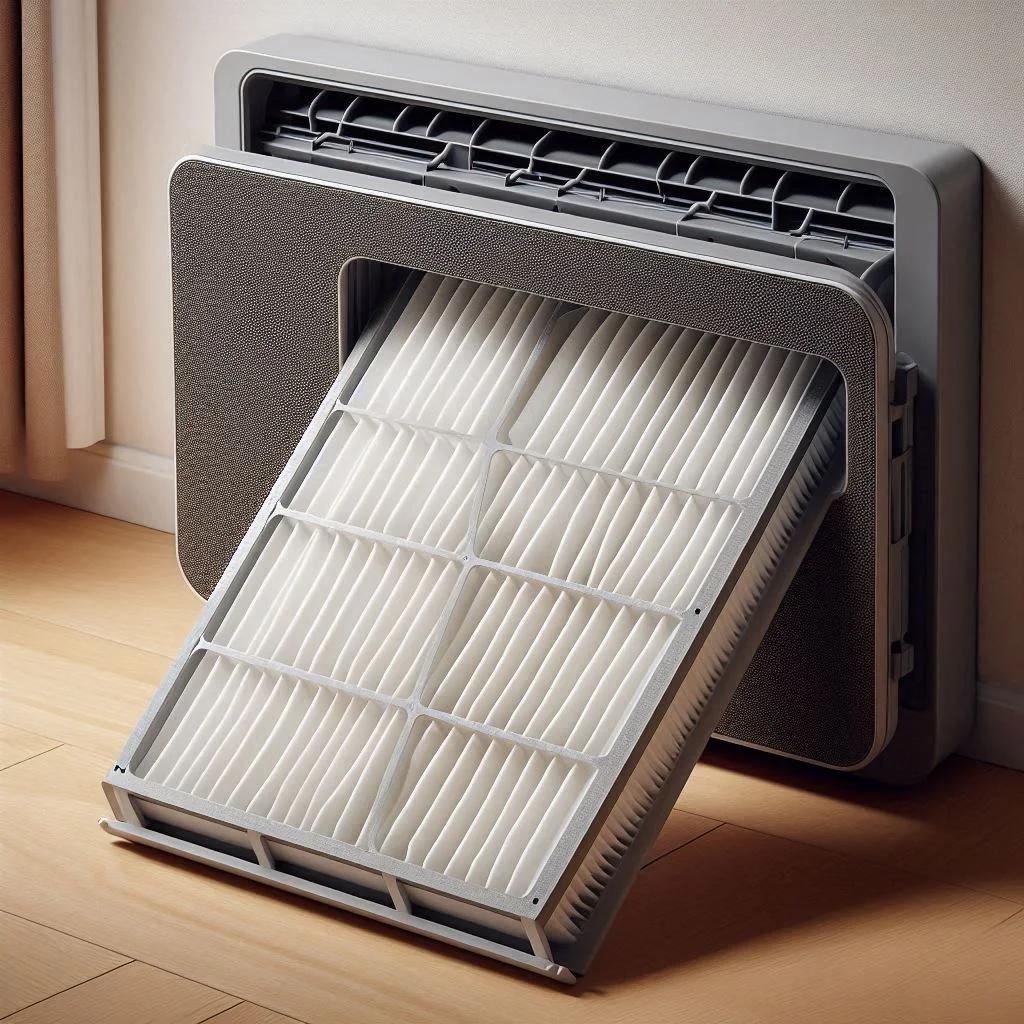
(0, 441, 175, 533)
(960, 683, 1024, 772)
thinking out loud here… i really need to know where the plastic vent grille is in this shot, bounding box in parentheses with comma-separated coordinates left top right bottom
(251, 79, 894, 274)
(107, 272, 843, 979)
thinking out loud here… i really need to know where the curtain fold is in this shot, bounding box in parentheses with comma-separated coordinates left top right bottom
(0, 0, 24, 474)
(0, 0, 104, 481)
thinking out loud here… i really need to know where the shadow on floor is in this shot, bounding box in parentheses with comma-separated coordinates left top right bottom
(107, 744, 1023, 996)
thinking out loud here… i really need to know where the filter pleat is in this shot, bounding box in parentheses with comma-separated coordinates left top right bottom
(542, 316, 647, 460)
(446, 293, 547, 434)
(402, 286, 511, 421)
(512, 308, 621, 454)
(505, 312, 825, 497)
(355, 276, 557, 433)
(575, 321, 682, 465)
(425, 738, 507, 873)
(282, 694, 366, 829)
(358, 275, 469, 416)
(378, 723, 593, 898)
(291, 416, 385, 522)
(139, 656, 238, 785)
(141, 653, 404, 845)
(616, 330, 718, 475)
(290, 414, 482, 550)
(729, 351, 822, 496)
(423, 570, 676, 755)
(212, 524, 460, 697)
(250, 685, 334, 818)
(478, 456, 738, 610)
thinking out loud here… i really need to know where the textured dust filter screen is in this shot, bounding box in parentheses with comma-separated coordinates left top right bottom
(106, 271, 843, 979)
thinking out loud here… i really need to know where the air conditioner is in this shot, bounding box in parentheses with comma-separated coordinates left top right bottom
(101, 35, 980, 983)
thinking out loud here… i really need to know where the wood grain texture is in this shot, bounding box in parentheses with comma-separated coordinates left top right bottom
(879, 908, 1024, 1024)
(0, 609, 170, 761)
(1, 961, 238, 1024)
(0, 492, 202, 658)
(0, 725, 59, 772)
(206, 1003, 304, 1024)
(1, 745, 1019, 1024)
(585, 826, 1020, 1024)
(681, 744, 1024, 904)
(0, 911, 128, 1017)
(642, 809, 720, 866)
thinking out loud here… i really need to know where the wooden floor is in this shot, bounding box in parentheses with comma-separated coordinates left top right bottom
(0, 490, 1022, 1023)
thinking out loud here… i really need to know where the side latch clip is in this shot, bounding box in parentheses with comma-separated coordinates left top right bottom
(889, 356, 918, 681)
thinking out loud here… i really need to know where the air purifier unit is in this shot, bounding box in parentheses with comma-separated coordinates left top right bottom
(101, 36, 980, 982)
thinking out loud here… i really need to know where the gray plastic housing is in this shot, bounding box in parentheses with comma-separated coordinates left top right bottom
(189, 35, 980, 782)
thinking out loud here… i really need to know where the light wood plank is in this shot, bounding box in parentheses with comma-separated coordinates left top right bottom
(0, 492, 203, 658)
(0, 725, 60, 772)
(586, 825, 1021, 1024)
(0, 610, 170, 761)
(681, 745, 1024, 904)
(2, 961, 238, 1024)
(877, 908, 1024, 1024)
(3, 482, 1022, 1023)
(0, 911, 128, 1017)
(642, 809, 720, 866)
(205, 1003, 303, 1024)
(1, 745, 1019, 1024)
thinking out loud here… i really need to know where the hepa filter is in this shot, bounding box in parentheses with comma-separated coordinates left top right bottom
(104, 271, 843, 981)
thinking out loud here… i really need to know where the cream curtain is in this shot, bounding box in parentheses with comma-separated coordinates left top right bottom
(0, 0, 104, 481)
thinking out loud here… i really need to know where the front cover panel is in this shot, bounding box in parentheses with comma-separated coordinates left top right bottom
(169, 155, 891, 770)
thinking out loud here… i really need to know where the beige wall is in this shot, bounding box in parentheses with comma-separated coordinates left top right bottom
(97, 0, 1023, 692)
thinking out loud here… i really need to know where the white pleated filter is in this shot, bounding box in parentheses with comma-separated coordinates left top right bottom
(353, 275, 559, 434)
(211, 522, 462, 698)
(507, 307, 821, 496)
(477, 454, 741, 609)
(290, 411, 484, 550)
(544, 394, 845, 942)
(423, 570, 677, 756)
(378, 721, 595, 899)
(141, 653, 403, 846)
(136, 272, 839, 945)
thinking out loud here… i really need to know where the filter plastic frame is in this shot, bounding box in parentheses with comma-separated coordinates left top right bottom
(105, 270, 843, 980)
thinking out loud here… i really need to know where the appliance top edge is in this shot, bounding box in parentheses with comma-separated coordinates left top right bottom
(214, 33, 977, 189)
